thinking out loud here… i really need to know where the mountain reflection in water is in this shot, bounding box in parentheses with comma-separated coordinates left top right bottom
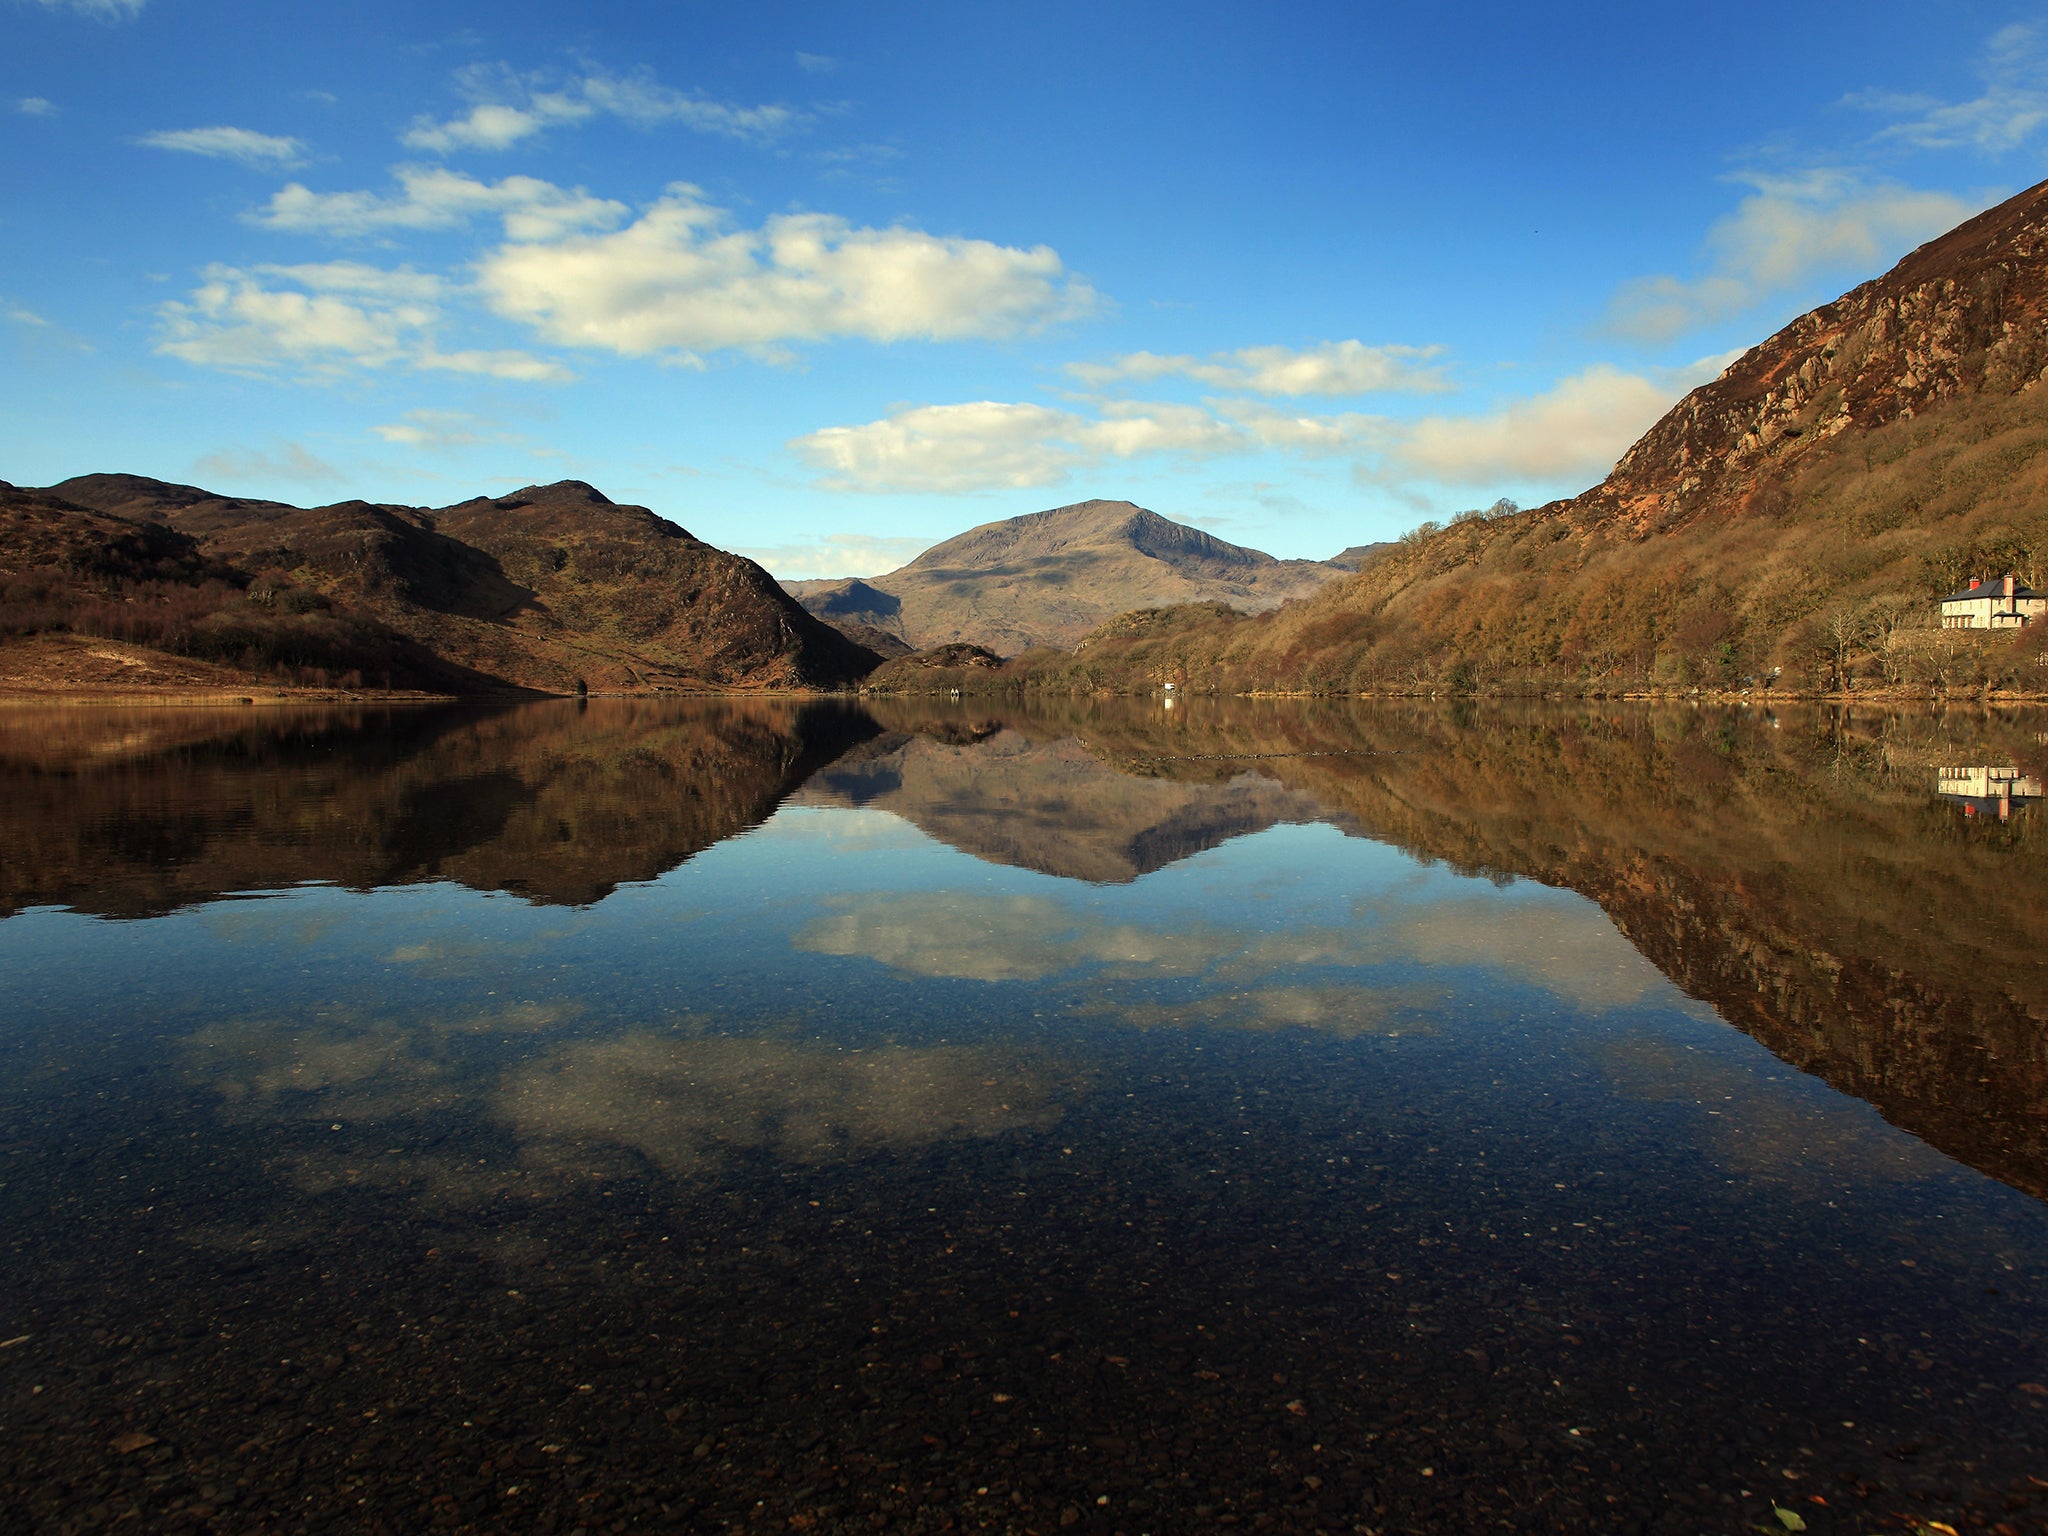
(2, 696, 2046, 1535)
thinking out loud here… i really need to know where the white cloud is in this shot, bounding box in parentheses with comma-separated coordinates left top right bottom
(1069, 339, 1448, 396)
(795, 52, 841, 74)
(17, 97, 57, 117)
(403, 101, 567, 154)
(1363, 891, 1672, 1011)
(158, 266, 434, 375)
(192, 443, 342, 486)
(577, 69, 801, 140)
(255, 165, 628, 241)
(5, 300, 95, 353)
(32, 0, 144, 17)
(1086, 399, 1246, 457)
(476, 184, 1099, 357)
(500, 1036, 1060, 1177)
(1219, 400, 1384, 454)
(255, 260, 446, 300)
(1383, 363, 1693, 486)
(793, 398, 1242, 494)
(796, 402, 1089, 493)
(796, 356, 1721, 497)
(416, 348, 570, 381)
(401, 63, 804, 153)
(141, 126, 307, 167)
(1606, 170, 1976, 342)
(1853, 23, 2048, 154)
(154, 262, 570, 383)
(737, 531, 934, 580)
(372, 408, 522, 451)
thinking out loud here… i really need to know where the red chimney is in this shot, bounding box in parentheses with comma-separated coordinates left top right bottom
(1970, 577, 1982, 590)
(2005, 574, 2016, 596)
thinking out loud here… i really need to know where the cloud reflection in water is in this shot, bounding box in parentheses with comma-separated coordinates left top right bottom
(797, 879, 1686, 1032)
(499, 1036, 1066, 1176)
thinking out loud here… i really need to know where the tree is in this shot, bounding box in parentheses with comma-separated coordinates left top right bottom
(1865, 593, 1923, 685)
(1817, 605, 1867, 691)
(1925, 543, 1972, 597)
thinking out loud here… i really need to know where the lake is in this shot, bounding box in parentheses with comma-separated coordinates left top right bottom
(1, 696, 2044, 1536)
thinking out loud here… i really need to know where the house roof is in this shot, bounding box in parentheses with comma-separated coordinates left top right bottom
(1942, 578, 2046, 602)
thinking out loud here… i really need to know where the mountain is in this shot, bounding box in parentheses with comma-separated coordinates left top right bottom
(784, 499, 1352, 654)
(1326, 542, 1395, 571)
(2, 476, 881, 695)
(1023, 178, 2048, 695)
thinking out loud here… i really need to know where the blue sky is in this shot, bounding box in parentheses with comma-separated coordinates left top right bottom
(4, 0, 2045, 573)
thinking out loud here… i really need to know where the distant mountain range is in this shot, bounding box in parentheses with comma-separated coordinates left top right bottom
(0, 475, 878, 695)
(782, 499, 1359, 654)
(1, 476, 1385, 695)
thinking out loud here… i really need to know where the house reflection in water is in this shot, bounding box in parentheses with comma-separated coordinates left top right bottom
(1937, 765, 2045, 820)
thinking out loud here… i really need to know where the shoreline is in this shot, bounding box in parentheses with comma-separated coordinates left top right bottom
(8, 682, 2048, 709)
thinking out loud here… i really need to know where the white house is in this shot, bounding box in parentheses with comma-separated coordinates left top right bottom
(1940, 574, 2048, 629)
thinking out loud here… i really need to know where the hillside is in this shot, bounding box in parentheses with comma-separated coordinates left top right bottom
(785, 498, 1350, 654)
(2, 476, 880, 695)
(1020, 178, 2048, 696)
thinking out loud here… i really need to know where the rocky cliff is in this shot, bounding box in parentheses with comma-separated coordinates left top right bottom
(1584, 179, 2048, 537)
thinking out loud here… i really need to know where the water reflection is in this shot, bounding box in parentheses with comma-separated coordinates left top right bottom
(4, 698, 2048, 1534)
(1938, 762, 2045, 819)
(0, 697, 875, 915)
(793, 710, 1333, 881)
(502, 1037, 1066, 1176)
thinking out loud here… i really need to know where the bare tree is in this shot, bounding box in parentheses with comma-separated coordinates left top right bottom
(1865, 593, 1923, 684)
(1925, 543, 1972, 597)
(1818, 605, 1867, 691)
(2018, 526, 2048, 591)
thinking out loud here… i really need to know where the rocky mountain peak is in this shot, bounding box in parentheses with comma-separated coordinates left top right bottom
(493, 480, 617, 509)
(1579, 176, 2048, 536)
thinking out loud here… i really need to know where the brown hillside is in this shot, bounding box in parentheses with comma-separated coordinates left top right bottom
(21, 476, 880, 694)
(787, 499, 1348, 654)
(0, 480, 491, 694)
(1026, 179, 2048, 696)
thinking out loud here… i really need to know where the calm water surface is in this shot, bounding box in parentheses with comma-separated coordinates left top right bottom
(1, 698, 2045, 1535)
